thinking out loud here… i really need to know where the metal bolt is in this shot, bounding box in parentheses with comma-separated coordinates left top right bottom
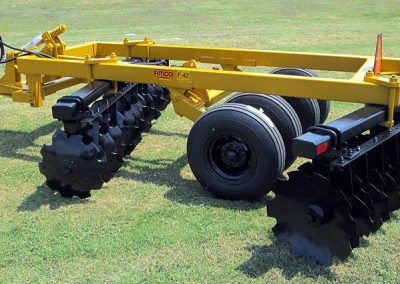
(306, 205, 325, 226)
(366, 70, 374, 78)
(374, 137, 378, 143)
(305, 213, 315, 223)
(339, 156, 344, 163)
(63, 167, 72, 176)
(356, 146, 361, 151)
(226, 150, 237, 160)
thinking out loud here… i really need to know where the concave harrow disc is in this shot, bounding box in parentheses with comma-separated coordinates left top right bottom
(40, 130, 108, 197)
(269, 123, 400, 265)
(98, 121, 123, 174)
(267, 170, 357, 266)
(40, 82, 171, 198)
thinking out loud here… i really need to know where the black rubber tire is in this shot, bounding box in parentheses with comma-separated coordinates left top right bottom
(187, 103, 285, 201)
(271, 67, 330, 125)
(283, 96, 319, 133)
(317, 98, 331, 124)
(225, 93, 302, 169)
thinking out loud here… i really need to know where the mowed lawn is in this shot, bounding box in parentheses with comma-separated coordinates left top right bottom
(1, 0, 400, 283)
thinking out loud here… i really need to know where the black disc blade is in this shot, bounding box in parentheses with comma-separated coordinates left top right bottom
(46, 180, 91, 198)
(39, 129, 108, 198)
(361, 183, 387, 231)
(267, 171, 358, 266)
(99, 130, 123, 174)
(350, 195, 374, 238)
(347, 176, 375, 237)
(383, 171, 400, 211)
(370, 169, 400, 212)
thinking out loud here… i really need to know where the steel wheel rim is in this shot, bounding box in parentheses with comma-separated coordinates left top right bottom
(206, 132, 255, 181)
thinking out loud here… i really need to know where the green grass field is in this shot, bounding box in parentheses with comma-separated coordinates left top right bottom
(1, 0, 400, 283)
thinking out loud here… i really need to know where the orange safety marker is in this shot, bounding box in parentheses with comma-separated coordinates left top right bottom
(373, 33, 382, 76)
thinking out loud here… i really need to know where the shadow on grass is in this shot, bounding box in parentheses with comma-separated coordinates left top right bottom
(0, 121, 60, 163)
(0, 121, 91, 211)
(18, 184, 89, 211)
(120, 154, 265, 211)
(149, 128, 188, 139)
(11, 123, 262, 211)
(390, 211, 400, 221)
(238, 241, 337, 280)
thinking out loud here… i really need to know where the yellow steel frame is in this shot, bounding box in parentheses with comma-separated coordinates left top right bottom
(1, 25, 400, 126)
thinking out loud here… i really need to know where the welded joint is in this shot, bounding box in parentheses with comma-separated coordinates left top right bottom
(364, 70, 399, 88)
(122, 37, 155, 46)
(180, 60, 227, 107)
(0, 52, 21, 84)
(386, 75, 399, 127)
(34, 25, 67, 58)
(24, 74, 43, 107)
(221, 64, 241, 71)
(83, 53, 117, 83)
(122, 36, 156, 60)
(364, 71, 400, 127)
(332, 124, 400, 167)
(84, 53, 118, 64)
(169, 88, 205, 121)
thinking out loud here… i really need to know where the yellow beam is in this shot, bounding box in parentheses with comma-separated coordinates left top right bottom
(0, 83, 23, 96)
(351, 57, 374, 81)
(3, 29, 400, 126)
(382, 57, 400, 74)
(95, 42, 369, 72)
(64, 42, 97, 57)
(16, 57, 390, 106)
(42, 77, 85, 96)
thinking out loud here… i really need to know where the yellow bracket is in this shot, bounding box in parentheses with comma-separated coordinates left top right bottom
(123, 37, 155, 60)
(33, 24, 68, 58)
(11, 74, 44, 107)
(84, 53, 118, 83)
(0, 52, 21, 86)
(164, 60, 232, 121)
(181, 60, 228, 106)
(84, 53, 118, 64)
(364, 70, 400, 127)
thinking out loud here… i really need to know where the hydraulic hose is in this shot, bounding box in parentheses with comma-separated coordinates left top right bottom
(0, 36, 4, 62)
(0, 36, 53, 64)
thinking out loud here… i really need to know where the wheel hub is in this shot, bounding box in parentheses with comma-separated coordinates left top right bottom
(62, 160, 79, 178)
(306, 204, 327, 225)
(221, 141, 248, 168)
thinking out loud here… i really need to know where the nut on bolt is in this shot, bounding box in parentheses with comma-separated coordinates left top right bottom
(365, 70, 374, 78)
